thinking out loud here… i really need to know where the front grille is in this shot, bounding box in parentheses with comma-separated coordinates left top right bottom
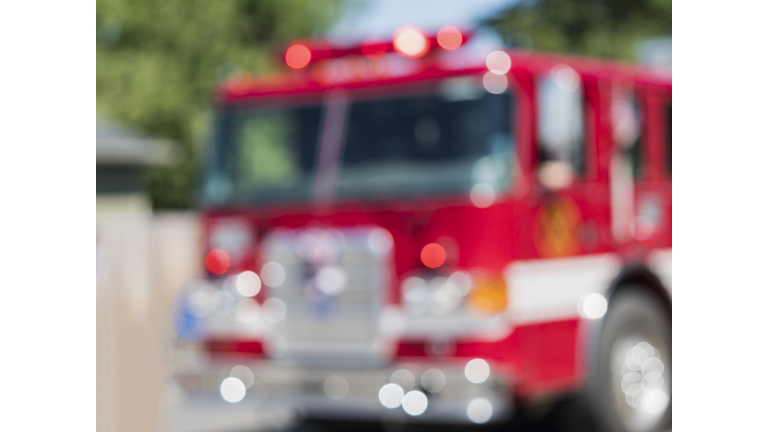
(261, 226, 392, 362)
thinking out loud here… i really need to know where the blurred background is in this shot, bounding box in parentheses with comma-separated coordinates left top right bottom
(95, 1, 671, 431)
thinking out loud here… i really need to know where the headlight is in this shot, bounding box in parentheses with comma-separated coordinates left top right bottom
(209, 218, 253, 268)
(402, 276, 430, 315)
(401, 270, 508, 317)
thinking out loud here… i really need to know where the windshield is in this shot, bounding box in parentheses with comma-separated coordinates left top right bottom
(204, 102, 322, 204)
(203, 77, 515, 206)
(339, 84, 513, 198)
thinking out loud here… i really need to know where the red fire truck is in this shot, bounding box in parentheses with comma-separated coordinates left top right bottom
(172, 26, 672, 432)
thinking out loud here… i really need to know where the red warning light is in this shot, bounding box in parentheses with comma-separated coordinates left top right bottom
(285, 44, 311, 69)
(361, 36, 387, 59)
(421, 243, 446, 269)
(206, 249, 230, 275)
(437, 26, 463, 50)
(393, 26, 430, 58)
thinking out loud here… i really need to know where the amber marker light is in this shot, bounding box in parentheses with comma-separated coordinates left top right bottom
(285, 43, 311, 69)
(206, 249, 230, 275)
(436, 26, 463, 50)
(467, 276, 508, 315)
(420, 243, 446, 268)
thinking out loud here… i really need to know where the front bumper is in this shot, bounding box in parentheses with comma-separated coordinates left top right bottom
(174, 355, 514, 424)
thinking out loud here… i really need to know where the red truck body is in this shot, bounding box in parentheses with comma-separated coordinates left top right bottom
(173, 28, 671, 430)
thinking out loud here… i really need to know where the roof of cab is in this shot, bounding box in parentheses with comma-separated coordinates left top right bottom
(217, 47, 671, 104)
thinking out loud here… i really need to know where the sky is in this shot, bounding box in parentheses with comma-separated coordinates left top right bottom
(327, 0, 518, 43)
(327, 0, 671, 66)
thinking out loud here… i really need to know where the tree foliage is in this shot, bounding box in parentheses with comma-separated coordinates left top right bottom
(482, 0, 671, 60)
(96, 0, 347, 209)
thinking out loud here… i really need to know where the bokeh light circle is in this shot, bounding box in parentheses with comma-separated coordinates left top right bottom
(486, 50, 511, 74)
(483, 71, 508, 94)
(368, 228, 394, 254)
(230, 365, 254, 389)
(262, 297, 287, 323)
(316, 265, 347, 295)
(362, 36, 387, 59)
(402, 390, 428, 416)
(390, 369, 416, 391)
(378, 383, 405, 408)
(467, 398, 493, 423)
(465, 358, 490, 383)
(260, 262, 286, 287)
(470, 183, 496, 208)
(420, 368, 446, 393)
(447, 271, 473, 296)
(220, 377, 246, 403)
(236, 271, 261, 297)
(263, 333, 288, 358)
(437, 26, 463, 50)
(393, 27, 429, 58)
(420, 243, 446, 268)
(324, 375, 349, 400)
(285, 44, 311, 69)
(206, 249, 230, 275)
(552, 64, 580, 92)
(579, 293, 608, 319)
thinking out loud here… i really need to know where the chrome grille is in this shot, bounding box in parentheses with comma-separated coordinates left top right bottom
(261, 226, 392, 361)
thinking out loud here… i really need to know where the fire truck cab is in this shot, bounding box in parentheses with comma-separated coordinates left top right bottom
(172, 27, 672, 432)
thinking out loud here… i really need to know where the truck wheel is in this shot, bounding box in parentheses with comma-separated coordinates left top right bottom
(590, 286, 671, 432)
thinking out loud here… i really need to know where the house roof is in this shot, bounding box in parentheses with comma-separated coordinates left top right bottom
(96, 117, 175, 165)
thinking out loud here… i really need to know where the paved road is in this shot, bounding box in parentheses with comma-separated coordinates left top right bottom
(277, 403, 595, 432)
(166, 385, 671, 432)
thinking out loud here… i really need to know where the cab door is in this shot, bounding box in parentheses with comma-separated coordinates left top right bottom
(640, 85, 672, 250)
(530, 65, 612, 260)
(606, 81, 672, 256)
(511, 64, 614, 390)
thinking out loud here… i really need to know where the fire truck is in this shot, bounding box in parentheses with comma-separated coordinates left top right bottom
(172, 26, 672, 432)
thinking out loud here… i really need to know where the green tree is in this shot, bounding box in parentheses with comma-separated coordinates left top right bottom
(96, 0, 348, 209)
(482, 0, 671, 60)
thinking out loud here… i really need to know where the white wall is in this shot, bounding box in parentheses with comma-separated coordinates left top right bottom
(96, 211, 202, 432)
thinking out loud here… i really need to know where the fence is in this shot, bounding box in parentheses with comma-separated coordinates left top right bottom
(96, 212, 201, 432)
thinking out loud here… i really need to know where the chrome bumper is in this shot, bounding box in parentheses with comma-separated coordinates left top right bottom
(174, 356, 514, 424)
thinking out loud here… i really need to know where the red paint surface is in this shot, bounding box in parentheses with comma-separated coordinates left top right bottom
(219, 50, 669, 103)
(205, 339, 263, 355)
(394, 319, 582, 397)
(197, 44, 672, 402)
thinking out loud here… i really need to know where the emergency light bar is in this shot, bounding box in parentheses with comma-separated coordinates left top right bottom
(285, 26, 472, 69)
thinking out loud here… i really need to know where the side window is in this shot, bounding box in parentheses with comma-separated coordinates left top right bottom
(611, 86, 644, 178)
(665, 103, 672, 174)
(536, 64, 586, 189)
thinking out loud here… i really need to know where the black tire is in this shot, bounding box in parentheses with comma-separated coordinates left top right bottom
(589, 286, 672, 432)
